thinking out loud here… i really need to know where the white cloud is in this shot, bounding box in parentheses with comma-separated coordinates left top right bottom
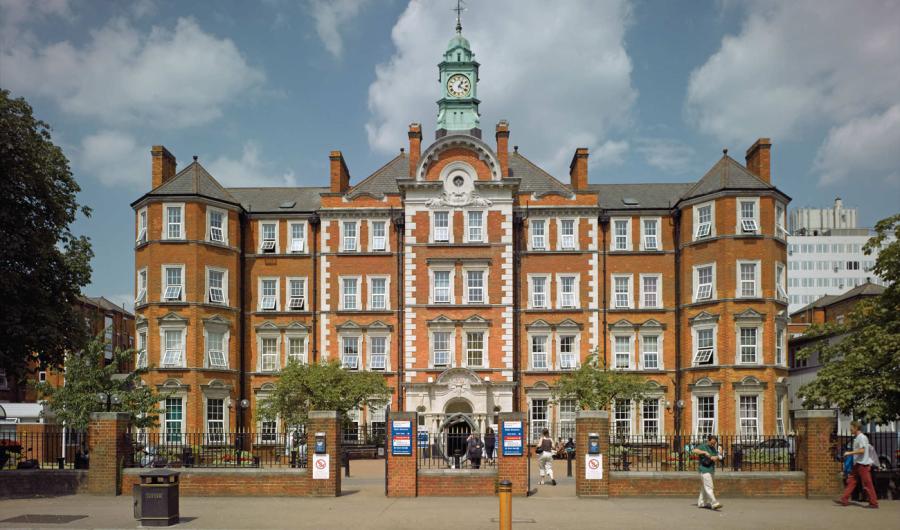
(592, 140, 630, 168)
(207, 142, 297, 188)
(366, 0, 636, 180)
(636, 138, 695, 174)
(80, 130, 146, 187)
(1, 16, 265, 128)
(0, 0, 72, 44)
(686, 1, 900, 185)
(814, 105, 900, 187)
(308, 0, 369, 58)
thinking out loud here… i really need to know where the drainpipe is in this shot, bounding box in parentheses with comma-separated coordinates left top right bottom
(310, 214, 320, 363)
(673, 207, 683, 435)
(238, 210, 248, 430)
(512, 211, 525, 412)
(598, 212, 609, 366)
(392, 209, 405, 411)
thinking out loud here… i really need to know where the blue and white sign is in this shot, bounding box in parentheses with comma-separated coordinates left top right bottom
(417, 426, 429, 448)
(501, 420, 523, 456)
(391, 420, 412, 456)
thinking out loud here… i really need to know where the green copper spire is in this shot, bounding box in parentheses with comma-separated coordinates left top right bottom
(436, 4, 480, 138)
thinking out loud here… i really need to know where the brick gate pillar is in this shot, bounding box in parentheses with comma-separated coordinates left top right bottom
(497, 412, 528, 496)
(87, 412, 130, 495)
(386, 411, 417, 497)
(575, 410, 609, 497)
(307, 411, 342, 497)
(795, 409, 841, 498)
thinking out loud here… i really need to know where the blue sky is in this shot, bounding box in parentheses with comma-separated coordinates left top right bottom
(3, 0, 899, 309)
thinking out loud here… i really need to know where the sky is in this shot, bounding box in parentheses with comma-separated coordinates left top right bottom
(2, 0, 899, 311)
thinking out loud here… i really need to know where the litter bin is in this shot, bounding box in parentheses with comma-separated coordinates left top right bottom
(139, 469, 180, 527)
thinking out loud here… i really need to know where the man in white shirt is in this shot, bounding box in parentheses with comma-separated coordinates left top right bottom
(835, 420, 879, 509)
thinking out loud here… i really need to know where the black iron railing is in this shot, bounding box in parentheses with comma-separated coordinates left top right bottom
(0, 430, 89, 470)
(123, 430, 307, 469)
(607, 433, 800, 472)
(833, 430, 900, 471)
(416, 431, 498, 470)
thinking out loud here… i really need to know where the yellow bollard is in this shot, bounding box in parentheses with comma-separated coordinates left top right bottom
(498, 480, 512, 530)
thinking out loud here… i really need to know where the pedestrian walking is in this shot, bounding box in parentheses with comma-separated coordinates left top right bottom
(835, 420, 879, 509)
(537, 428, 556, 486)
(484, 427, 496, 464)
(466, 432, 484, 469)
(692, 434, 722, 510)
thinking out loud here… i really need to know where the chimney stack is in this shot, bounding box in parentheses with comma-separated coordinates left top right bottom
(329, 151, 351, 193)
(745, 138, 772, 183)
(568, 147, 589, 190)
(495, 121, 510, 178)
(408, 123, 422, 177)
(151, 145, 176, 189)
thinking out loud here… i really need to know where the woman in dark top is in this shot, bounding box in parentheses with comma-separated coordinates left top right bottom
(466, 433, 484, 469)
(537, 428, 557, 485)
(484, 428, 496, 464)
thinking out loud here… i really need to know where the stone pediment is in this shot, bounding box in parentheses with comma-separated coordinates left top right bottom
(157, 312, 189, 325)
(285, 321, 309, 332)
(255, 320, 280, 331)
(435, 367, 482, 386)
(733, 308, 765, 321)
(367, 320, 390, 330)
(688, 311, 719, 325)
(557, 318, 582, 329)
(609, 319, 635, 330)
(462, 315, 490, 327)
(640, 319, 665, 330)
(526, 319, 551, 330)
(203, 314, 231, 328)
(336, 320, 361, 331)
(427, 315, 455, 327)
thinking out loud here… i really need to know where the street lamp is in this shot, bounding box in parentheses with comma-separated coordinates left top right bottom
(97, 392, 121, 412)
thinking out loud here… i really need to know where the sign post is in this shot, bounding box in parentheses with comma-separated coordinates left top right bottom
(391, 420, 412, 456)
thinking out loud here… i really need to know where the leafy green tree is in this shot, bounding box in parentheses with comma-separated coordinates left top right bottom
(553, 351, 649, 410)
(797, 214, 900, 423)
(0, 89, 93, 390)
(36, 337, 163, 430)
(257, 360, 391, 428)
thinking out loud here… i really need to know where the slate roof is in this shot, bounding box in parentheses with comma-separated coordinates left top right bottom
(790, 281, 886, 316)
(77, 295, 134, 317)
(679, 154, 775, 201)
(508, 152, 572, 196)
(588, 183, 694, 210)
(345, 153, 408, 198)
(226, 187, 327, 213)
(147, 161, 239, 204)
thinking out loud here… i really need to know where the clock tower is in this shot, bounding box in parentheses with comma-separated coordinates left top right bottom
(436, 19, 481, 138)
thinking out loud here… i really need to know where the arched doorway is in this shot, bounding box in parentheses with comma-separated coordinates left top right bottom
(441, 400, 475, 463)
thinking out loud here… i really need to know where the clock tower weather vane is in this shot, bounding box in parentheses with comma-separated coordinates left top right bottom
(453, 0, 465, 34)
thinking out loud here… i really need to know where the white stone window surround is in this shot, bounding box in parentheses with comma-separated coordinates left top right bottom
(640, 397, 664, 437)
(775, 262, 788, 301)
(611, 273, 633, 309)
(158, 323, 187, 368)
(256, 331, 282, 372)
(430, 210, 453, 243)
(464, 209, 486, 243)
(368, 219, 389, 252)
(692, 262, 717, 302)
(136, 207, 148, 244)
(734, 322, 764, 365)
(639, 273, 662, 309)
(735, 259, 762, 298)
(775, 324, 786, 367)
(429, 266, 456, 305)
(529, 218, 547, 251)
(162, 203, 185, 241)
(288, 220, 308, 253)
(285, 332, 308, 365)
(136, 326, 148, 368)
(367, 275, 391, 311)
(612, 399, 635, 436)
(733, 389, 764, 437)
(775, 201, 787, 240)
(203, 323, 230, 369)
(461, 327, 489, 369)
(257, 276, 280, 311)
(527, 331, 551, 371)
(691, 389, 719, 435)
(639, 217, 662, 251)
(610, 330, 635, 370)
(161, 395, 186, 443)
(202, 392, 230, 442)
(339, 333, 362, 370)
(205, 266, 229, 306)
(206, 206, 228, 244)
(691, 321, 718, 366)
(339, 275, 362, 311)
(286, 276, 308, 311)
(556, 331, 581, 370)
(161, 264, 186, 302)
(638, 332, 663, 370)
(366, 332, 391, 371)
(136, 267, 148, 305)
(556, 218, 579, 251)
(693, 200, 716, 240)
(736, 196, 761, 234)
(527, 273, 551, 309)
(610, 217, 632, 251)
(340, 219, 360, 252)
(429, 327, 456, 368)
(462, 266, 489, 305)
(556, 273, 580, 309)
(258, 219, 280, 253)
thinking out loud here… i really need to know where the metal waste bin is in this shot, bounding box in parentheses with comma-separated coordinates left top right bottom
(139, 469, 180, 527)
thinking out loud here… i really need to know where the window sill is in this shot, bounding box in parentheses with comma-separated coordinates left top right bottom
(251, 310, 311, 316)
(159, 239, 188, 244)
(158, 301, 188, 307)
(734, 233, 764, 239)
(526, 249, 585, 254)
(157, 366, 188, 371)
(335, 309, 393, 315)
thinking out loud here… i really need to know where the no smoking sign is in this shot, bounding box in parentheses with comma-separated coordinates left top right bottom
(585, 454, 603, 480)
(312, 454, 330, 480)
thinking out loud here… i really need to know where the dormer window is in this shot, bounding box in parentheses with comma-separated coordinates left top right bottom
(208, 209, 226, 243)
(740, 200, 758, 233)
(695, 204, 712, 239)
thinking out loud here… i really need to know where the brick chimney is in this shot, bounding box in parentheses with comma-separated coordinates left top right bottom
(408, 123, 422, 178)
(568, 147, 589, 190)
(495, 121, 510, 178)
(151, 145, 176, 189)
(745, 138, 772, 183)
(330, 151, 351, 193)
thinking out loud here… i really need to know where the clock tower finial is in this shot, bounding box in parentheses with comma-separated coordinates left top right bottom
(436, 2, 481, 139)
(453, 0, 465, 34)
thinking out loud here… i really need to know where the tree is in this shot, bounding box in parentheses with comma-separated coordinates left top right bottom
(553, 351, 649, 411)
(36, 337, 163, 431)
(797, 214, 900, 423)
(0, 89, 93, 388)
(257, 360, 391, 428)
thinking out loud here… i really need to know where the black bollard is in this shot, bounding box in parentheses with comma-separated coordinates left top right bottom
(344, 452, 350, 477)
(567, 451, 573, 477)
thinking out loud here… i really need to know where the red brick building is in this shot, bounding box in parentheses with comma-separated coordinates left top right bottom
(131, 27, 790, 442)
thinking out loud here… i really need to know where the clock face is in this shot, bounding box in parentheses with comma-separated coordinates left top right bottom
(447, 74, 471, 97)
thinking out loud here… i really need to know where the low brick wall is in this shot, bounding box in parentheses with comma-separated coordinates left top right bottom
(417, 469, 498, 496)
(0, 470, 87, 498)
(609, 471, 806, 497)
(121, 468, 309, 497)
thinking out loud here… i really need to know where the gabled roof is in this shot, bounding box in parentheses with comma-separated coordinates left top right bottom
(790, 281, 885, 316)
(346, 153, 408, 198)
(226, 186, 326, 213)
(77, 295, 134, 317)
(589, 182, 694, 210)
(508, 152, 572, 196)
(679, 154, 775, 202)
(147, 161, 239, 204)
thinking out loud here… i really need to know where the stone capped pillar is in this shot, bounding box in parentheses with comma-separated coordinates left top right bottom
(575, 410, 609, 497)
(87, 412, 130, 495)
(497, 412, 528, 496)
(795, 409, 841, 498)
(386, 411, 417, 497)
(306, 411, 342, 497)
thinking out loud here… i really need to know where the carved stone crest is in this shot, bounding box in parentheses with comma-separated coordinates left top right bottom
(425, 191, 492, 208)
